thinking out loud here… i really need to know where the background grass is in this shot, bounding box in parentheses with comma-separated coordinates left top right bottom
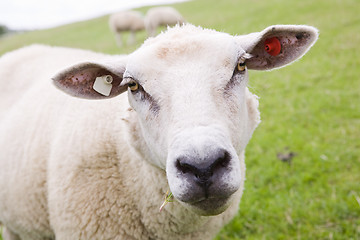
(1, 0, 359, 239)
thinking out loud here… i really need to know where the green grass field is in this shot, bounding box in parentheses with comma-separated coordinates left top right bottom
(1, 0, 359, 239)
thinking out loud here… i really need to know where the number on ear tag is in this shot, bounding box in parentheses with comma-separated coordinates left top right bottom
(93, 75, 113, 96)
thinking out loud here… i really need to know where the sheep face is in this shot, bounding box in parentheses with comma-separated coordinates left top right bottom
(53, 24, 318, 216)
(123, 28, 255, 215)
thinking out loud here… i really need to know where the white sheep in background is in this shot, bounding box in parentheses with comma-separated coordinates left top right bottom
(109, 11, 145, 46)
(0, 24, 318, 240)
(145, 7, 185, 37)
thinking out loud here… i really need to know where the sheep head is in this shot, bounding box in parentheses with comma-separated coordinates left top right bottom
(53, 24, 318, 216)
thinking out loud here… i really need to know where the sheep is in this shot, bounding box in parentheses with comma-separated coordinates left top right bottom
(109, 11, 145, 46)
(0, 24, 318, 240)
(145, 7, 185, 37)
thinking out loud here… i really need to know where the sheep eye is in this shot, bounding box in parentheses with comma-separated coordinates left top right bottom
(237, 61, 246, 72)
(128, 80, 139, 92)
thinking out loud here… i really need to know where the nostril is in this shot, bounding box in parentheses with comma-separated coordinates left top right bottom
(176, 158, 195, 174)
(211, 150, 231, 172)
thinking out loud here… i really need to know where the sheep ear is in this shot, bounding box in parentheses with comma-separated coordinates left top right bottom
(52, 58, 127, 99)
(237, 25, 318, 70)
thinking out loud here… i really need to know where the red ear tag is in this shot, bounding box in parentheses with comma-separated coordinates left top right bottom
(264, 37, 281, 56)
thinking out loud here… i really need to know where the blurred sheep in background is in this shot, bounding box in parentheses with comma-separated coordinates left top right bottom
(145, 7, 185, 37)
(109, 11, 145, 46)
(109, 7, 185, 47)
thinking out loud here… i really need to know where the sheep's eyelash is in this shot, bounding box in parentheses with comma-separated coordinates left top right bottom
(121, 77, 138, 86)
(239, 53, 253, 61)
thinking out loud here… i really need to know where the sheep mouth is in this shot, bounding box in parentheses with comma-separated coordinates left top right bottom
(184, 196, 231, 216)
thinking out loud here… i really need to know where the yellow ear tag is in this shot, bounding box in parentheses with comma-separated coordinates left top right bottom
(93, 75, 113, 96)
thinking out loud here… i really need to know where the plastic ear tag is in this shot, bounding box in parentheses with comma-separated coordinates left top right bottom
(93, 75, 113, 96)
(265, 37, 281, 56)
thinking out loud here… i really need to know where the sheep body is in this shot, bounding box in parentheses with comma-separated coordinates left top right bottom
(145, 7, 185, 36)
(109, 11, 145, 46)
(0, 24, 317, 239)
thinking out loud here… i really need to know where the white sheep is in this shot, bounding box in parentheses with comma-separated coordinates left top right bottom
(109, 11, 145, 46)
(145, 7, 185, 37)
(0, 24, 318, 240)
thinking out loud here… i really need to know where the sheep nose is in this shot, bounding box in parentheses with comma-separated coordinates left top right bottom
(175, 149, 231, 195)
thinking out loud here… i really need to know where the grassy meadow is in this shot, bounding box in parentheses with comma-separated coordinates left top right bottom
(0, 0, 359, 239)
